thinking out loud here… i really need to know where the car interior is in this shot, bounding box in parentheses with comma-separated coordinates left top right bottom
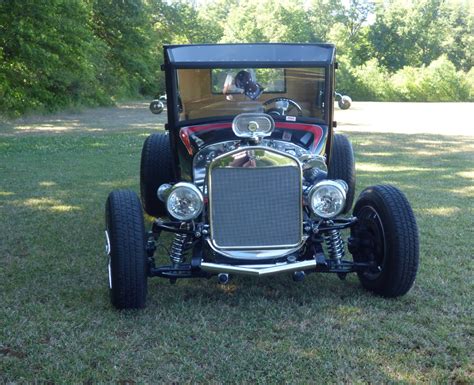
(177, 67, 326, 122)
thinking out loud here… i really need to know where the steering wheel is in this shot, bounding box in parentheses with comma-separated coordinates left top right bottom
(263, 97, 303, 116)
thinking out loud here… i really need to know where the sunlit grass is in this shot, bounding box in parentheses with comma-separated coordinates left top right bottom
(21, 198, 81, 212)
(421, 206, 462, 217)
(457, 170, 474, 179)
(357, 163, 431, 172)
(0, 105, 473, 383)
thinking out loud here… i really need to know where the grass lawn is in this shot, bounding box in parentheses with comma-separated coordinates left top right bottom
(1, 103, 473, 383)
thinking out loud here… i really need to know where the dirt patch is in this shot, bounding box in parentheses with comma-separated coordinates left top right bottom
(0, 101, 166, 136)
(1, 101, 473, 137)
(335, 102, 474, 137)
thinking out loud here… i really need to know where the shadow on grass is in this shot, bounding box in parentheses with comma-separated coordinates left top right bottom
(1, 130, 472, 296)
(343, 133, 473, 228)
(1, 129, 473, 383)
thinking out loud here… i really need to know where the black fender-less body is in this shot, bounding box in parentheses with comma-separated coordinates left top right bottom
(105, 43, 419, 309)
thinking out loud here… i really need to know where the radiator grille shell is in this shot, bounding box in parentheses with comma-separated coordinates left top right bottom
(208, 147, 302, 250)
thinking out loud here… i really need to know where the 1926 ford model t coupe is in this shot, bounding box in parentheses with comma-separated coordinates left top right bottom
(105, 43, 419, 309)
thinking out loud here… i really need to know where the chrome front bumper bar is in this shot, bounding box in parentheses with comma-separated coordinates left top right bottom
(200, 260, 317, 277)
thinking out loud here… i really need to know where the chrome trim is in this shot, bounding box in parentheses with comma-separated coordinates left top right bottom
(105, 230, 111, 255)
(205, 237, 307, 260)
(108, 256, 112, 289)
(237, 263, 289, 269)
(157, 183, 173, 202)
(209, 145, 301, 170)
(207, 146, 303, 250)
(105, 230, 112, 289)
(193, 140, 241, 187)
(200, 260, 316, 276)
(193, 139, 313, 187)
(301, 154, 328, 172)
(232, 113, 275, 139)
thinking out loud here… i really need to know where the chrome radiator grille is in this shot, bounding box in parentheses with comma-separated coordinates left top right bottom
(209, 148, 302, 249)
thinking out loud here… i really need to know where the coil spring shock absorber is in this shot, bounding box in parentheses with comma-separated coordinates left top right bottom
(169, 224, 191, 265)
(323, 222, 345, 262)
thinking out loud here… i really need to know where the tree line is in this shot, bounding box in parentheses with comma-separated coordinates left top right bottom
(0, 0, 472, 116)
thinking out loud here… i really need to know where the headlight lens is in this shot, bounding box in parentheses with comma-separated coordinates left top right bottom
(166, 183, 203, 221)
(309, 180, 347, 219)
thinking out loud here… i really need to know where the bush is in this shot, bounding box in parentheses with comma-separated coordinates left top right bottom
(337, 56, 473, 102)
(392, 56, 471, 102)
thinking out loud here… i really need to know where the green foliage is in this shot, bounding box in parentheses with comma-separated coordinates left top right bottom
(0, 0, 473, 116)
(467, 67, 474, 100)
(0, 0, 164, 116)
(393, 56, 471, 101)
(0, 1, 106, 116)
(368, 0, 473, 73)
(338, 55, 473, 102)
(91, 0, 161, 96)
(441, 0, 474, 72)
(152, 0, 222, 44)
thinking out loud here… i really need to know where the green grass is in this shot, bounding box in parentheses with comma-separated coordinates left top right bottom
(1, 113, 473, 383)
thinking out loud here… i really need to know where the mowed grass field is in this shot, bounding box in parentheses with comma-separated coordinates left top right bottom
(1, 102, 473, 383)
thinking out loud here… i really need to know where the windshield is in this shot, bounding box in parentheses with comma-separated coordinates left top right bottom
(176, 67, 326, 123)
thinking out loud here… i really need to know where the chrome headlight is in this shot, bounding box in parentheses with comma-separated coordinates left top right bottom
(166, 183, 203, 221)
(309, 180, 347, 219)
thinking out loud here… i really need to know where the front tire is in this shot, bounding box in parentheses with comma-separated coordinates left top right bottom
(105, 190, 148, 309)
(328, 133, 356, 213)
(350, 185, 419, 297)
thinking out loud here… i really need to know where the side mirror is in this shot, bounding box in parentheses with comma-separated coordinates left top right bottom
(149, 99, 164, 115)
(338, 95, 352, 110)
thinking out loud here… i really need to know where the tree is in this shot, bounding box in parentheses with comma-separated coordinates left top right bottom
(306, 0, 344, 42)
(92, 0, 160, 96)
(368, 0, 448, 71)
(220, 0, 316, 43)
(150, 0, 223, 44)
(441, 0, 474, 71)
(0, 0, 104, 114)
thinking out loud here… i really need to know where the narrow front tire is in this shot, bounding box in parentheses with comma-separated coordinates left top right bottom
(105, 190, 148, 309)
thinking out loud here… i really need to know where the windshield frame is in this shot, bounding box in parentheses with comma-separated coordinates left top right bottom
(163, 47, 334, 130)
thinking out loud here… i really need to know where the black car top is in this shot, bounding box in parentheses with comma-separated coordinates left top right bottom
(164, 43, 336, 69)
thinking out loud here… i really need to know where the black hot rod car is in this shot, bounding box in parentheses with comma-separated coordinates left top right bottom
(105, 43, 419, 309)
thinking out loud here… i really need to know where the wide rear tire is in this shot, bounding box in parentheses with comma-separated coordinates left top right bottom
(328, 133, 356, 213)
(140, 132, 174, 217)
(105, 190, 147, 309)
(350, 185, 419, 297)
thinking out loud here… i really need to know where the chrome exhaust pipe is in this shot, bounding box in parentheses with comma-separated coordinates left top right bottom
(200, 260, 317, 277)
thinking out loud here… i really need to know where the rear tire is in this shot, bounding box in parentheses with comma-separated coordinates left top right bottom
(328, 133, 356, 213)
(140, 133, 174, 217)
(105, 190, 147, 309)
(350, 185, 419, 297)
